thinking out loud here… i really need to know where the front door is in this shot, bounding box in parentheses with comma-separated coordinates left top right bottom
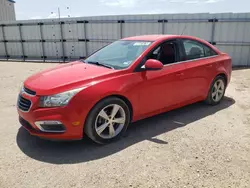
(134, 40, 187, 116)
(136, 63, 186, 115)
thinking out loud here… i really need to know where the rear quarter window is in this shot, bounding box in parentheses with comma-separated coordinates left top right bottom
(203, 45, 218, 57)
(182, 39, 218, 61)
(183, 40, 205, 60)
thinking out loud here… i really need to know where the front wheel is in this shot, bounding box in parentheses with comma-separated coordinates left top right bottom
(84, 97, 131, 144)
(205, 75, 226, 105)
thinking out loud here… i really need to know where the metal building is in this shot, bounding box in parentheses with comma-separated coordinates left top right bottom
(0, 12, 250, 67)
(0, 0, 16, 21)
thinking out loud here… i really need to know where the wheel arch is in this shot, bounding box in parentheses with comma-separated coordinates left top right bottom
(205, 72, 227, 105)
(205, 72, 228, 100)
(106, 94, 134, 120)
(83, 94, 134, 131)
(216, 73, 227, 86)
(215, 63, 229, 87)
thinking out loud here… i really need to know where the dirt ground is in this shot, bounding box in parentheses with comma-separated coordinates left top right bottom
(0, 61, 249, 188)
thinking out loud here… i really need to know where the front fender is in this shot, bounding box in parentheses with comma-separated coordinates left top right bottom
(72, 73, 142, 122)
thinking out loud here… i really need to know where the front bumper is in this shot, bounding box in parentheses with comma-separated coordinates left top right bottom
(17, 92, 87, 140)
(19, 116, 68, 139)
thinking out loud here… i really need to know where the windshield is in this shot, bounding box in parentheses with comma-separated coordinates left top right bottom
(85, 40, 152, 70)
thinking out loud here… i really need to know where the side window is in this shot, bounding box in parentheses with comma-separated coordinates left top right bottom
(183, 40, 205, 60)
(147, 41, 178, 65)
(203, 45, 217, 57)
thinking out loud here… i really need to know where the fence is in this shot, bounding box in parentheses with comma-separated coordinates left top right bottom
(0, 13, 250, 66)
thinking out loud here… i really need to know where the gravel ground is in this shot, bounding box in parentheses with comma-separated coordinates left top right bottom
(0, 61, 249, 188)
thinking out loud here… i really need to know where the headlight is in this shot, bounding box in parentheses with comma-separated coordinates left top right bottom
(40, 87, 85, 107)
(20, 83, 24, 93)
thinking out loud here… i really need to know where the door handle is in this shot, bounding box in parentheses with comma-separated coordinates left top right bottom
(206, 64, 213, 68)
(176, 72, 184, 76)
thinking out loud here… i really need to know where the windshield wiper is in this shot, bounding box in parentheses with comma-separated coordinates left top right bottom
(86, 61, 114, 69)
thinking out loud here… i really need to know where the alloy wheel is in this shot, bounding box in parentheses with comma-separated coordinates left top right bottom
(212, 79, 225, 102)
(95, 104, 126, 139)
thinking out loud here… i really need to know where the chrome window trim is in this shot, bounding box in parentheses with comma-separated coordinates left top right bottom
(163, 55, 219, 67)
(140, 54, 219, 69)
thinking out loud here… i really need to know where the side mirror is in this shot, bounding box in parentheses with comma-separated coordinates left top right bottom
(142, 59, 163, 71)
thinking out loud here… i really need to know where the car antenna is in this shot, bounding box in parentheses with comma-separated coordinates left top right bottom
(181, 24, 187, 36)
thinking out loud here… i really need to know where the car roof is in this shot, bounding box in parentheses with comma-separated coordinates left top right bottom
(121, 34, 204, 42)
(121, 34, 221, 54)
(121, 35, 176, 41)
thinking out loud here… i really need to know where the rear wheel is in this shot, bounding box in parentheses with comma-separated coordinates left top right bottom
(84, 97, 131, 144)
(205, 75, 226, 105)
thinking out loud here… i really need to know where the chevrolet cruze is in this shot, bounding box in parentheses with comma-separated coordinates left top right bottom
(17, 35, 232, 144)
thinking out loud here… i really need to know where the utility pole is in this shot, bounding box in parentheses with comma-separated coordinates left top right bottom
(58, 7, 61, 20)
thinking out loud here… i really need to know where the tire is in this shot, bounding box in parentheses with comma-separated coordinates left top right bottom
(205, 75, 226, 105)
(84, 97, 131, 144)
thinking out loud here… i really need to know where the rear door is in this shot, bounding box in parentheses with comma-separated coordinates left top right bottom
(179, 39, 218, 100)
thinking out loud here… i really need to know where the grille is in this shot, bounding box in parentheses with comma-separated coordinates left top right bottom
(18, 95, 32, 112)
(24, 87, 36, 96)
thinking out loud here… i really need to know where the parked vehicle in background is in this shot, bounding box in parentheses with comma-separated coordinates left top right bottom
(17, 35, 232, 144)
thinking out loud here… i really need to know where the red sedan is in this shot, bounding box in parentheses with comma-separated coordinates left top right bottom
(17, 35, 232, 144)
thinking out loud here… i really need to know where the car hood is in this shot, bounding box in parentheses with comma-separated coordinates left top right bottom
(24, 61, 115, 95)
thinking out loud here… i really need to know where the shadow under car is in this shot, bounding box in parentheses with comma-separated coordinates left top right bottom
(16, 96, 235, 164)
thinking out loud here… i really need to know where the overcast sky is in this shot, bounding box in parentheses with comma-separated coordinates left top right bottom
(15, 0, 249, 20)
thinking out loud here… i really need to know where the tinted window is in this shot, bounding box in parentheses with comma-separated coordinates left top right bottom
(183, 39, 217, 60)
(147, 41, 178, 65)
(183, 40, 205, 60)
(203, 45, 217, 57)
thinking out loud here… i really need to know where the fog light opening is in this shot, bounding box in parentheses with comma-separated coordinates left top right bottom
(35, 121, 65, 133)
